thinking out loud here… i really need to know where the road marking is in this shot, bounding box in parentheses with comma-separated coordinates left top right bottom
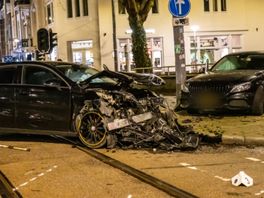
(13, 165, 58, 191)
(255, 189, 264, 196)
(179, 162, 230, 182)
(246, 157, 261, 162)
(214, 175, 230, 182)
(246, 157, 264, 164)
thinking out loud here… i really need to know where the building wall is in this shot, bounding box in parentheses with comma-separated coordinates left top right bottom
(1, 0, 264, 70)
(51, 0, 101, 69)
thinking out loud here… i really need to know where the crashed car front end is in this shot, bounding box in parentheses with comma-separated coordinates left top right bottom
(75, 88, 199, 150)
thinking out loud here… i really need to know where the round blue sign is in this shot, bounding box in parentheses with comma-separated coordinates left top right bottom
(168, 0, 191, 18)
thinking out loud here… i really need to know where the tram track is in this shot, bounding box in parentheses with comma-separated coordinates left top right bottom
(0, 171, 22, 198)
(53, 135, 198, 198)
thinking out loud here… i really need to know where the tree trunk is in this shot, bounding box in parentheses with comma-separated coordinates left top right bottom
(129, 18, 152, 73)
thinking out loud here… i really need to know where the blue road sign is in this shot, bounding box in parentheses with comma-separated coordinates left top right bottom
(168, 0, 191, 18)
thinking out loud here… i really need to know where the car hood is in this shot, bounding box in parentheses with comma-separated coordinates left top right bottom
(81, 69, 165, 87)
(80, 69, 133, 86)
(120, 72, 165, 86)
(188, 70, 260, 83)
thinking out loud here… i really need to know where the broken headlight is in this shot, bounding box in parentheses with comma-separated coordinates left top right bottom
(230, 82, 251, 93)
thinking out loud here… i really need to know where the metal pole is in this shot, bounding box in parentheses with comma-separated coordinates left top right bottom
(173, 17, 186, 107)
(4, 0, 8, 55)
(111, 0, 118, 71)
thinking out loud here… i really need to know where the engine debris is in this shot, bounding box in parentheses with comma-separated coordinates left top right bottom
(79, 90, 200, 150)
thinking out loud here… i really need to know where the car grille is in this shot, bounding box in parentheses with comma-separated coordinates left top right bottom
(189, 82, 232, 95)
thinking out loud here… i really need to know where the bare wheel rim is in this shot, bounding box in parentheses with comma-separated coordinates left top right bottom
(79, 112, 107, 147)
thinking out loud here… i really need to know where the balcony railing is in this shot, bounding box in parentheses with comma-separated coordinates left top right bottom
(129, 63, 214, 77)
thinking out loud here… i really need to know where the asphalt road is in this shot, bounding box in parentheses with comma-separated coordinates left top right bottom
(0, 134, 263, 198)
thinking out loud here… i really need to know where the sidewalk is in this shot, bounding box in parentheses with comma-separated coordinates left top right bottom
(164, 96, 264, 146)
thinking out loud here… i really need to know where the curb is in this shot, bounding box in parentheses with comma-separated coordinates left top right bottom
(222, 135, 264, 146)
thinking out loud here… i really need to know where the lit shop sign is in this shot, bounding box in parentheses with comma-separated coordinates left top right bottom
(72, 40, 93, 49)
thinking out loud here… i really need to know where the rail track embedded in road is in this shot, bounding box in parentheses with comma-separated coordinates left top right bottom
(0, 171, 22, 198)
(53, 135, 198, 198)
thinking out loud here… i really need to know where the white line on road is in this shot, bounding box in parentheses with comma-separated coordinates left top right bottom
(179, 162, 230, 183)
(13, 165, 58, 191)
(246, 157, 261, 162)
(255, 189, 264, 196)
(214, 175, 230, 182)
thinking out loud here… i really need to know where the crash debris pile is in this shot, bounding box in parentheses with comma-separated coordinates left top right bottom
(79, 89, 200, 150)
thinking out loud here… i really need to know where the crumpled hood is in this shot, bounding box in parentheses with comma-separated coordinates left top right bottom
(188, 70, 259, 83)
(81, 69, 134, 87)
(81, 69, 165, 87)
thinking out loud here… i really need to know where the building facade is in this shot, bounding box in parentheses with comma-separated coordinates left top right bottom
(0, 0, 264, 71)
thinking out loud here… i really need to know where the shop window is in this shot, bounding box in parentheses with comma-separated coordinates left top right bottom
(204, 0, 210, 12)
(67, 0, 73, 18)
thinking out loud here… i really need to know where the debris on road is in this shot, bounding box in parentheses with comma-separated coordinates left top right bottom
(0, 144, 30, 152)
(231, 171, 253, 187)
(77, 90, 200, 150)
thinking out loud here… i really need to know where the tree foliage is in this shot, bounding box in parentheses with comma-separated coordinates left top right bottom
(119, 0, 155, 73)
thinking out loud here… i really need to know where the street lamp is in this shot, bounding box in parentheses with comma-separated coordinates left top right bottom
(190, 25, 199, 65)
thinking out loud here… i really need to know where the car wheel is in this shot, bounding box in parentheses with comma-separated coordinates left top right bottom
(78, 112, 107, 148)
(252, 86, 264, 115)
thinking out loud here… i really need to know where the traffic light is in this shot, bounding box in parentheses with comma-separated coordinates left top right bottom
(49, 29, 57, 53)
(36, 50, 45, 61)
(37, 28, 50, 53)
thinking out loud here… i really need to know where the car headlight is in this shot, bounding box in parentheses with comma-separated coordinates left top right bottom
(230, 82, 251, 93)
(181, 83, 189, 93)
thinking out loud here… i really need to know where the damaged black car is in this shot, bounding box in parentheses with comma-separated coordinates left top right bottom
(179, 51, 264, 115)
(0, 61, 199, 150)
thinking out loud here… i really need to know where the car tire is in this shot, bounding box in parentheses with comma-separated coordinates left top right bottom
(252, 86, 264, 115)
(77, 111, 107, 148)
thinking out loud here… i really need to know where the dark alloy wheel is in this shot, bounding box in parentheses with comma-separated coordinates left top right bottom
(78, 112, 107, 148)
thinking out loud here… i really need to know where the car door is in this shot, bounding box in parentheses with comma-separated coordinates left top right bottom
(0, 66, 17, 128)
(16, 64, 72, 131)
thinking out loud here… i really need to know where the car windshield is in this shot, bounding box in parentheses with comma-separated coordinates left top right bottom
(211, 54, 264, 72)
(55, 64, 116, 84)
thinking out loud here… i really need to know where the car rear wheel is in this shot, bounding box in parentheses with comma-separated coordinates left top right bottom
(78, 112, 107, 148)
(252, 86, 264, 115)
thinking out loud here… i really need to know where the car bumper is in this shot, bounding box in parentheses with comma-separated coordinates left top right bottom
(180, 92, 255, 112)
